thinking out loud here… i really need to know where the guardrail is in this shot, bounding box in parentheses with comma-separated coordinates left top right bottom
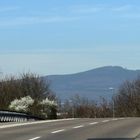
(0, 111, 44, 122)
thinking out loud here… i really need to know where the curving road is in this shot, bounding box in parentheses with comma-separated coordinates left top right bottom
(0, 118, 140, 140)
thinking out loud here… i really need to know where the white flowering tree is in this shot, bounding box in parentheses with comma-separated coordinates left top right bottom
(40, 98, 57, 118)
(9, 96, 34, 113)
(41, 98, 57, 107)
(9, 96, 57, 119)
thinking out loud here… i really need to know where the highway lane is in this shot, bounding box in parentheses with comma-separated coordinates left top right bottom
(0, 118, 140, 140)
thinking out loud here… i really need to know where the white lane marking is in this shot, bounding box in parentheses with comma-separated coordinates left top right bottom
(89, 122, 98, 125)
(73, 125, 84, 129)
(0, 118, 75, 129)
(112, 118, 118, 121)
(102, 120, 109, 123)
(119, 118, 125, 120)
(51, 129, 65, 134)
(29, 137, 41, 140)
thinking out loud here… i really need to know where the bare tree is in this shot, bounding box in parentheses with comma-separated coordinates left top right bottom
(113, 78, 140, 117)
(0, 73, 57, 119)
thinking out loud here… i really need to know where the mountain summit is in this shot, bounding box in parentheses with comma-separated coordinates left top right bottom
(45, 66, 140, 100)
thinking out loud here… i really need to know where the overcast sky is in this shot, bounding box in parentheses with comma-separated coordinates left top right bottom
(0, 0, 140, 75)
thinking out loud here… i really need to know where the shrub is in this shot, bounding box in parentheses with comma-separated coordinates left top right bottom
(9, 96, 34, 113)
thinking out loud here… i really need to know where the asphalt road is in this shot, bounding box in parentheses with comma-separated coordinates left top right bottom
(0, 118, 140, 140)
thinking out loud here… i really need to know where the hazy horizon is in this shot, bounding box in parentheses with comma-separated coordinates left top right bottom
(0, 0, 140, 75)
(46, 65, 140, 76)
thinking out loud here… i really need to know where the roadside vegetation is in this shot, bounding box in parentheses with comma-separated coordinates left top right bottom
(0, 73, 57, 119)
(59, 77, 140, 118)
(113, 77, 140, 117)
(0, 72, 140, 119)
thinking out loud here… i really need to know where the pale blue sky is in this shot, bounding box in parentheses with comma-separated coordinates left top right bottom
(0, 0, 140, 75)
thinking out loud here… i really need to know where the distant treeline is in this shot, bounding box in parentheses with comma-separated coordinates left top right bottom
(59, 77, 140, 118)
(0, 72, 140, 119)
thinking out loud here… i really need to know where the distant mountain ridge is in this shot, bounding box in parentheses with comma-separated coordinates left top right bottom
(44, 66, 140, 101)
